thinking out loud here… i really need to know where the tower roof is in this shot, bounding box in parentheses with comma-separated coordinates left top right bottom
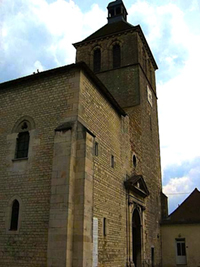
(108, 0, 123, 8)
(74, 20, 133, 45)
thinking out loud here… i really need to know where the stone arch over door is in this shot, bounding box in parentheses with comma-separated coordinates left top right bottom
(132, 208, 141, 267)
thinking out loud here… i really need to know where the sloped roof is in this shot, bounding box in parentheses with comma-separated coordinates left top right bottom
(108, 0, 124, 8)
(74, 21, 134, 45)
(162, 188, 200, 224)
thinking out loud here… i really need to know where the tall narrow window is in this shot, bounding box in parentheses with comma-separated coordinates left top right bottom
(111, 155, 114, 168)
(113, 44, 121, 68)
(16, 131, 30, 158)
(10, 200, 19, 231)
(151, 247, 154, 267)
(149, 114, 152, 131)
(142, 48, 147, 72)
(103, 217, 107, 236)
(95, 142, 98, 156)
(93, 48, 101, 72)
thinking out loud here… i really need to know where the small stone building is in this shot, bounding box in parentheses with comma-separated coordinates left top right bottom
(161, 188, 200, 267)
(0, 0, 162, 266)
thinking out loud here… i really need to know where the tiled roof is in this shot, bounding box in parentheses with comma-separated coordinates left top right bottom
(162, 188, 200, 224)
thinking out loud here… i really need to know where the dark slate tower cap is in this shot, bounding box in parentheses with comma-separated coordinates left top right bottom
(107, 0, 128, 24)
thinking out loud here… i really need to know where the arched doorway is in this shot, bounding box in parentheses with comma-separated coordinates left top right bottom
(132, 209, 141, 267)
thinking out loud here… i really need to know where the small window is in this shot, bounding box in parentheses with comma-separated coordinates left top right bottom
(176, 239, 187, 265)
(133, 155, 137, 167)
(93, 48, 101, 72)
(111, 155, 114, 168)
(95, 142, 98, 156)
(103, 217, 107, 236)
(10, 200, 20, 231)
(113, 44, 121, 68)
(15, 131, 30, 158)
(149, 114, 152, 131)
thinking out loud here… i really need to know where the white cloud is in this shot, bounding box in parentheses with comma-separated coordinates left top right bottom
(31, 0, 83, 38)
(163, 176, 192, 195)
(163, 163, 200, 213)
(82, 3, 106, 37)
(0, 0, 106, 81)
(128, 2, 186, 48)
(158, 33, 200, 169)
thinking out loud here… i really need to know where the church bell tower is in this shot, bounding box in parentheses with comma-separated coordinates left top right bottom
(74, 0, 162, 266)
(107, 0, 128, 23)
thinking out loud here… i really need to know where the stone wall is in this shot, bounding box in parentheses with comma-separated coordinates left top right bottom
(0, 68, 80, 266)
(78, 70, 130, 267)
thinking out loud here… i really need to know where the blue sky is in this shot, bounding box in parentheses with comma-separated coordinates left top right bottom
(1, 0, 200, 213)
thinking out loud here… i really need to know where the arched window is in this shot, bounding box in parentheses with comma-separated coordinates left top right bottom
(113, 44, 121, 68)
(93, 48, 101, 72)
(10, 199, 19, 231)
(15, 121, 30, 159)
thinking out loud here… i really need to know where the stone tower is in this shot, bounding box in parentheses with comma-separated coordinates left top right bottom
(74, 0, 162, 266)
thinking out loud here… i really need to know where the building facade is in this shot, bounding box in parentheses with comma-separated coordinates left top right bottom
(0, 1, 162, 266)
(161, 189, 200, 267)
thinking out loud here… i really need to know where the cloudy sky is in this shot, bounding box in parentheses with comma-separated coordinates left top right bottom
(1, 0, 200, 213)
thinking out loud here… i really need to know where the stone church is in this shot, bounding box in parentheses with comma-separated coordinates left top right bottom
(0, 0, 162, 266)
